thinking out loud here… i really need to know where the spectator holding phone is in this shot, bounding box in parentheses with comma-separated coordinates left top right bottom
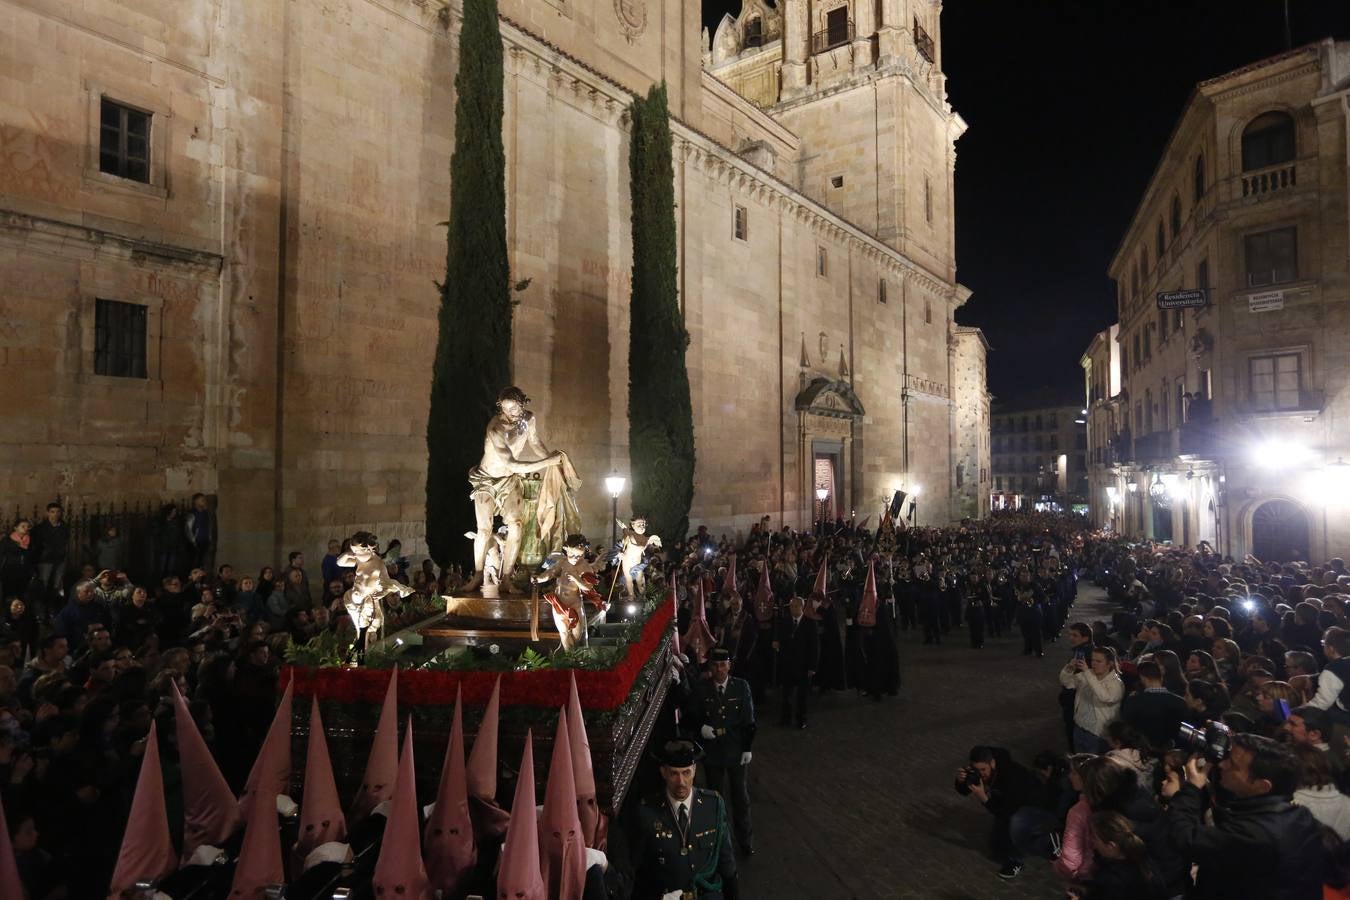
(1061, 646, 1124, 753)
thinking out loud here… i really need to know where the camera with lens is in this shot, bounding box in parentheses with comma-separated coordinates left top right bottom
(1177, 720, 1231, 763)
(961, 767, 982, 788)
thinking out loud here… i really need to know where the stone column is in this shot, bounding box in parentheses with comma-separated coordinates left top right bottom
(851, 0, 875, 71)
(877, 0, 906, 66)
(781, 0, 809, 98)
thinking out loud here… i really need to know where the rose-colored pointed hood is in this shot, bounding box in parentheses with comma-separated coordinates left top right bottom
(858, 559, 879, 627)
(108, 721, 177, 898)
(753, 566, 775, 624)
(681, 579, 715, 663)
(813, 555, 829, 597)
(424, 686, 476, 896)
(0, 790, 25, 899)
(466, 674, 500, 802)
(722, 554, 737, 597)
(228, 735, 286, 900)
(171, 679, 241, 861)
(351, 666, 399, 822)
(539, 710, 587, 899)
(566, 673, 601, 847)
(239, 678, 293, 822)
(496, 731, 545, 900)
(295, 696, 346, 862)
(372, 719, 432, 900)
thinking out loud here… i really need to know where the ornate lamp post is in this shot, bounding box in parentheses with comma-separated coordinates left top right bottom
(605, 474, 626, 549)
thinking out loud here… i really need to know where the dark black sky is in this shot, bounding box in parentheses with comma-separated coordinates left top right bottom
(702, 1, 1347, 401)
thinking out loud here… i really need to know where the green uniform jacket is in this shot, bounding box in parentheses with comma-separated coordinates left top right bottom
(630, 788, 737, 900)
(687, 676, 756, 768)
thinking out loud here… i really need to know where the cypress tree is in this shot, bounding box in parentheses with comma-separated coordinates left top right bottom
(628, 84, 696, 542)
(426, 0, 511, 567)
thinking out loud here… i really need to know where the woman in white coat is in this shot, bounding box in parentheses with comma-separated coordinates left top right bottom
(1059, 645, 1124, 753)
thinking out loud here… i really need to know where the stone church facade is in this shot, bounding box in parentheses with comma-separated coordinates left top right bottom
(0, 0, 987, 568)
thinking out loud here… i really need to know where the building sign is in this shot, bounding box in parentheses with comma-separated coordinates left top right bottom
(1156, 289, 1208, 310)
(1248, 290, 1284, 313)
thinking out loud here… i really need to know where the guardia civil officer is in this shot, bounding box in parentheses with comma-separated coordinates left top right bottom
(628, 740, 739, 900)
(688, 647, 756, 857)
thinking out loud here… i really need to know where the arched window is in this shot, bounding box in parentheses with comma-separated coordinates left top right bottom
(1193, 154, 1206, 202)
(1170, 195, 1182, 240)
(1155, 221, 1165, 258)
(1241, 111, 1295, 171)
(744, 16, 763, 48)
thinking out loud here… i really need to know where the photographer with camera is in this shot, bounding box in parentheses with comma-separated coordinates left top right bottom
(954, 745, 1054, 881)
(1163, 724, 1328, 899)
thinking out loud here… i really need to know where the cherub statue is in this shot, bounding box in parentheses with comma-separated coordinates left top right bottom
(464, 526, 510, 598)
(337, 531, 414, 664)
(617, 517, 662, 600)
(533, 534, 606, 650)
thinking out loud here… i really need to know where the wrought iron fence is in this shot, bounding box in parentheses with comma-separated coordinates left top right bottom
(4, 494, 212, 587)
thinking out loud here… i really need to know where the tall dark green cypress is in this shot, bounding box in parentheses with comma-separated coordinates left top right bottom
(426, 0, 511, 566)
(628, 84, 695, 542)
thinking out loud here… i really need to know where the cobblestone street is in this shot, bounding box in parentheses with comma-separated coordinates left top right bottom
(734, 584, 1113, 899)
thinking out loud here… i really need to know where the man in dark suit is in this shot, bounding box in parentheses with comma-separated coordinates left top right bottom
(1121, 659, 1189, 750)
(689, 648, 756, 857)
(629, 740, 738, 900)
(774, 596, 818, 729)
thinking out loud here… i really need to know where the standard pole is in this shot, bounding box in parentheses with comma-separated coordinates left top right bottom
(611, 495, 619, 548)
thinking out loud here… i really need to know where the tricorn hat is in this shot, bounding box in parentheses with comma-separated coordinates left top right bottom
(650, 740, 705, 768)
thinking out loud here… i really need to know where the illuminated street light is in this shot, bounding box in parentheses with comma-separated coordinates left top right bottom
(605, 474, 626, 548)
(1251, 439, 1313, 470)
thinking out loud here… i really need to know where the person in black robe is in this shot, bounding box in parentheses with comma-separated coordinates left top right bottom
(916, 559, 942, 646)
(865, 591, 901, 697)
(715, 591, 758, 680)
(963, 571, 989, 649)
(811, 590, 847, 692)
(894, 564, 917, 632)
(747, 567, 777, 705)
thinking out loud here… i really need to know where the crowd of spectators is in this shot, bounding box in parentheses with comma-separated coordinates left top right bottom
(955, 530, 1350, 899)
(0, 498, 453, 898)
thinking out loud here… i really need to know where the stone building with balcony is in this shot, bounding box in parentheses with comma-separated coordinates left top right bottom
(990, 397, 1087, 512)
(1095, 39, 1350, 560)
(1081, 325, 1123, 530)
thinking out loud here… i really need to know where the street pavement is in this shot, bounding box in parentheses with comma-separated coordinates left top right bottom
(732, 583, 1114, 899)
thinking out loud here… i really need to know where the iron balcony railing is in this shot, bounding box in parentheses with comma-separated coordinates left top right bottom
(811, 20, 853, 54)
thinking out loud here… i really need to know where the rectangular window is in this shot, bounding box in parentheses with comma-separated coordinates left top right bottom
(924, 299, 932, 324)
(816, 246, 828, 277)
(1143, 326, 1151, 359)
(1133, 333, 1141, 369)
(94, 299, 148, 378)
(733, 205, 748, 241)
(1199, 368, 1212, 400)
(913, 16, 935, 63)
(1174, 308, 1183, 332)
(1197, 258, 1210, 292)
(878, 279, 887, 304)
(1161, 384, 1170, 431)
(825, 7, 850, 47)
(1050, 434, 1058, 452)
(1245, 226, 1297, 287)
(99, 97, 151, 183)
(1159, 309, 1168, 341)
(924, 176, 933, 223)
(1249, 353, 1301, 411)
(1176, 378, 1186, 423)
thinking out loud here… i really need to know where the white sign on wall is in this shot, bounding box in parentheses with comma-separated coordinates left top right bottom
(1248, 290, 1284, 313)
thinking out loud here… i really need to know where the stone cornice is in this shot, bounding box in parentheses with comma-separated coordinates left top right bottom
(0, 209, 224, 273)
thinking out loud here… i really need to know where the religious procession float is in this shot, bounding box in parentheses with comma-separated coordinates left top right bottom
(282, 386, 677, 814)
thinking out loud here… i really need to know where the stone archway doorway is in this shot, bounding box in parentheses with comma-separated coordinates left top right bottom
(795, 378, 866, 530)
(1251, 499, 1311, 563)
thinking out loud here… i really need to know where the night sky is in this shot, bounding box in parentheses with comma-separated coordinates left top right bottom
(702, 1, 1348, 402)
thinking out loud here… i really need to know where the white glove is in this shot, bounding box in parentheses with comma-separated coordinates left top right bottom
(700, 724, 716, 740)
(585, 847, 609, 871)
(740, 751, 752, 766)
(662, 892, 685, 900)
(670, 668, 682, 685)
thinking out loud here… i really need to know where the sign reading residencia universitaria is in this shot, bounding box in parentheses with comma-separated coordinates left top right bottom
(1156, 289, 1208, 310)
